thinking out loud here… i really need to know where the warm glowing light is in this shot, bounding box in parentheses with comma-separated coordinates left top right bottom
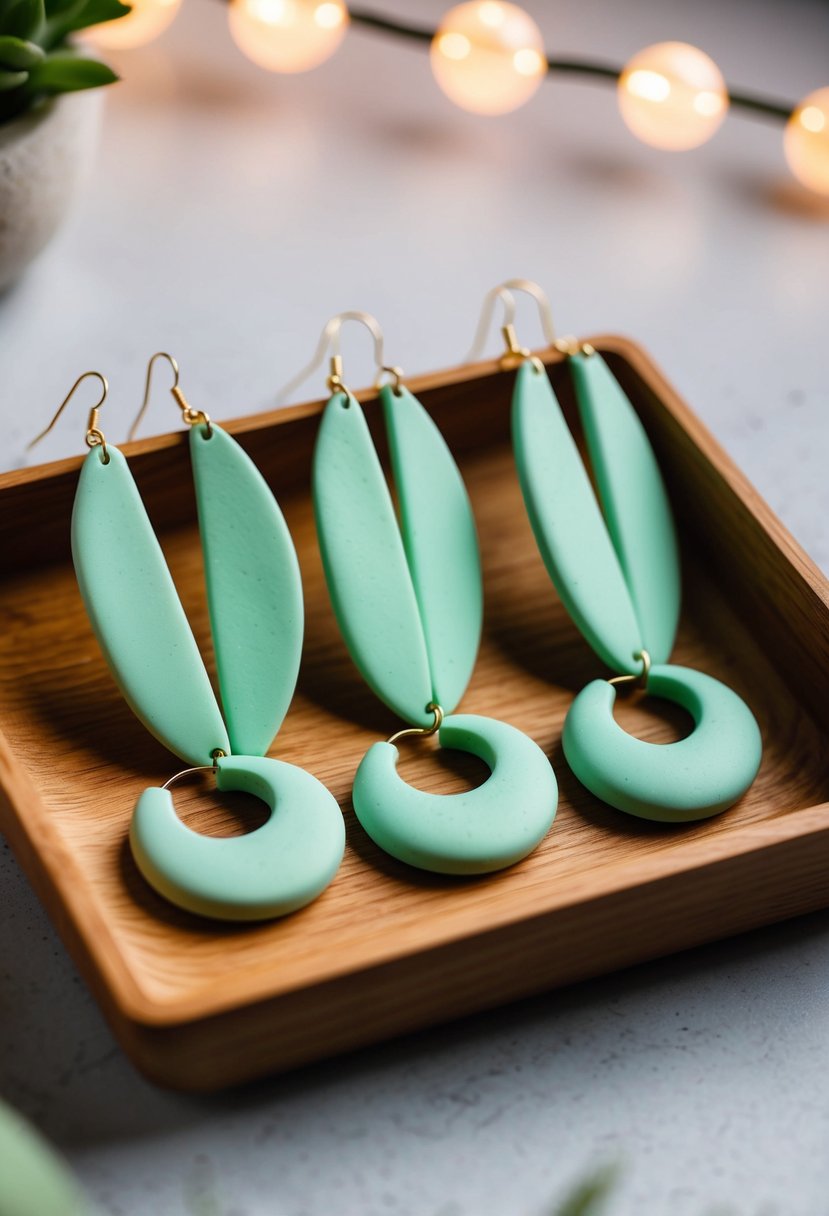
(618, 42, 728, 150)
(625, 69, 670, 104)
(87, 0, 181, 49)
(438, 32, 471, 61)
(784, 86, 829, 196)
(693, 89, 724, 117)
(315, 2, 341, 28)
(513, 47, 544, 77)
(478, 1, 505, 27)
(430, 1, 545, 116)
(228, 0, 348, 73)
(800, 105, 826, 134)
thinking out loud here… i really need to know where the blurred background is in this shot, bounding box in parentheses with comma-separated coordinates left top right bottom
(2, 0, 827, 579)
(1, 1, 828, 1213)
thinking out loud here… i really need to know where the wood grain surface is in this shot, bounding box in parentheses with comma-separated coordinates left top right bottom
(0, 339, 827, 1090)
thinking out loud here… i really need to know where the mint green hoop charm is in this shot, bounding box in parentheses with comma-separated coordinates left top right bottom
(299, 312, 558, 874)
(132, 755, 344, 920)
(353, 711, 558, 874)
(563, 660, 762, 822)
(475, 279, 762, 823)
(36, 364, 344, 923)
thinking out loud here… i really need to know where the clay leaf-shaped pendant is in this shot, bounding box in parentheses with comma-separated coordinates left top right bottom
(190, 424, 303, 757)
(512, 361, 644, 673)
(570, 352, 680, 664)
(381, 384, 483, 714)
(313, 392, 434, 726)
(71, 447, 229, 766)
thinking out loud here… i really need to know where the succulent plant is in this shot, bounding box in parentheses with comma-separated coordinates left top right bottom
(0, 0, 128, 125)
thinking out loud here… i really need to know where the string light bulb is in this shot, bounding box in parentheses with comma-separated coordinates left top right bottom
(87, 0, 182, 49)
(228, 0, 348, 74)
(784, 87, 829, 197)
(618, 41, 729, 150)
(430, 2, 546, 116)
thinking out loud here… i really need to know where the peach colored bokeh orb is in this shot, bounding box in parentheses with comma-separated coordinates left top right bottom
(228, 0, 348, 74)
(87, 0, 182, 50)
(430, 1, 546, 116)
(784, 87, 829, 196)
(618, 41, 728, 150)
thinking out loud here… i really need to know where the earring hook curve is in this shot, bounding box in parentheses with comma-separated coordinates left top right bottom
(27, 370, 110, 463)
(465, 278, 559, 364)
(129, 351, 212, 442)
(275, 310, 387, 405)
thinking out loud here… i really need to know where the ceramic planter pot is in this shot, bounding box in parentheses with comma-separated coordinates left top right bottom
(0, 90, 102, 292)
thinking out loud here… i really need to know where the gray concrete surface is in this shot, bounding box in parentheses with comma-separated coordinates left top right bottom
(1, 0, 827, 1212)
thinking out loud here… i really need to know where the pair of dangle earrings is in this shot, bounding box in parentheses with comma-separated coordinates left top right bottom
(29, 357, 345, 921)
(470, 278, 762, 822)
(284, 311, 559, 874)
(30, 335, 559, 925)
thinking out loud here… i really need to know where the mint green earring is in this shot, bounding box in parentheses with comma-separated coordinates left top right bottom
(471, 280, 761, 824)
(282, 312, 558, 875)
(30, 364, 344, 921)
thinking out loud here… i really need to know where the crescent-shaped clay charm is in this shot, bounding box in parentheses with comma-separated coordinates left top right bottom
(562, 664, 762, 822)
(131, 755, 345, 920)
(352, 714, 558, 875)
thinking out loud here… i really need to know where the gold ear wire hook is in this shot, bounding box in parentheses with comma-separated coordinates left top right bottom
(466, 281, 543, 372)
(27, 370, 110, 464)
(466, 278, 594, 366)
(275, 310, 388, 405)
(129, 352, 212, 442)
(374, 365, 405, 395)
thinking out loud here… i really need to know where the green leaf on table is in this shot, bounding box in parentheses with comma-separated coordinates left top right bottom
(1, 0, 45, 40)
(0, 34, 43, 67)
(27, 51, 117, 92)
(0, 65, 26, 88)
(554, 1166, 620, 1216)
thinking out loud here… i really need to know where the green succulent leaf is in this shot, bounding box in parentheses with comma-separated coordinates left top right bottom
(77, 0, 131, 26)
(43, 0, 86, 15)
(40, 0, 129, 48)
(26, 50, 117, 92)
(0, 34, 43, 67)
(0, 64, 27, 88)
(2, 0, 45, 41)
(40, 0, 85, 30)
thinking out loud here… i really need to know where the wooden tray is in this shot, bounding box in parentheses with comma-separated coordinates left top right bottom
(1, 338, 828, 1092)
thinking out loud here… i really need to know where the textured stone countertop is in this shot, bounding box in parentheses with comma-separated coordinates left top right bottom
(1, 0, 827, 1213)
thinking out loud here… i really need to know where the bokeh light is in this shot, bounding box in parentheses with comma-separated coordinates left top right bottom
(228, 0, 348, 74)
(430, 2, 546, 116)
(618, 41, 728, 150)
(784, 87, 829, 196)
(87, 0, 182, 50)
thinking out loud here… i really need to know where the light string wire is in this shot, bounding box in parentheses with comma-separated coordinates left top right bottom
(344, 6, 795, 122)
(169, 0, 826, 193)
